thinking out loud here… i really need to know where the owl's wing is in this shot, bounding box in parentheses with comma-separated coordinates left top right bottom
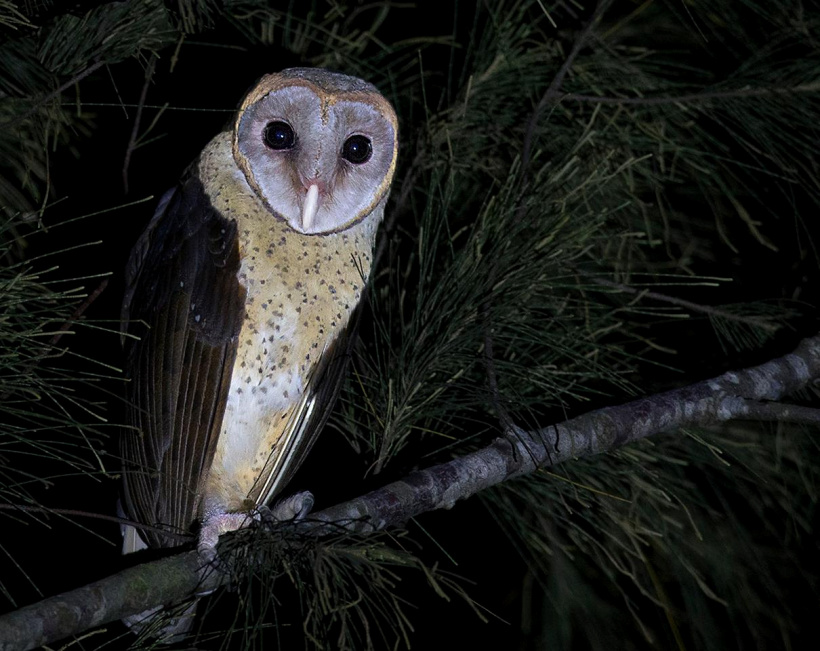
(121, 174, 245, 548)
(249, 303, 361, 509)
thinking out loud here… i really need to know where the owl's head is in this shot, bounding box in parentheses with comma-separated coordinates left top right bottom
(232, 68, 398, 235)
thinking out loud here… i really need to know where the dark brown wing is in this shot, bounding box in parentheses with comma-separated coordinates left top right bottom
(121, 174, 245, 549)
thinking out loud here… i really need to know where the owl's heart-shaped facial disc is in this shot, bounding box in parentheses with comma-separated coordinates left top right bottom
(233, 68, 399, 235)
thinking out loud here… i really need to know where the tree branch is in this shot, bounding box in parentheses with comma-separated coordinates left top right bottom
(2, 332, 819, 651)
(0, 553, 214, 651)
(314, 332, 820, 531)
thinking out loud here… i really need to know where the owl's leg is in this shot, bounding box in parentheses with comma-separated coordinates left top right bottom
(197, 491, 314, 559)
(197, 512, 253, 560)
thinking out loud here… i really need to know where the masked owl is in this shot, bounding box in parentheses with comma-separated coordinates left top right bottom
(120, 68, 398, 555)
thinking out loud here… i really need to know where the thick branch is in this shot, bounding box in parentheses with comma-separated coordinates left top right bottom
(1, 333, 819, 651)
(0, 553, 216, 651)
(315, 333, 820, 530)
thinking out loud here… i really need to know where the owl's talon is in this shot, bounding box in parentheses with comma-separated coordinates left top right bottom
(252, 503, 275, 526)
(270, 490, 315, 522)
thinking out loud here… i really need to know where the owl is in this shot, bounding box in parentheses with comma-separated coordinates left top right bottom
(120, 68, 398, 558)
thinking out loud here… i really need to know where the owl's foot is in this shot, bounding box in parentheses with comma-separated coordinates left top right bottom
(271, 490, 315, 521)
(256, 490, 315, 529)
(197, 492, 314, 567)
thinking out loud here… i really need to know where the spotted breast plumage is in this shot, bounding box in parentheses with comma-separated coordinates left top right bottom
(120, 68, 398, 555)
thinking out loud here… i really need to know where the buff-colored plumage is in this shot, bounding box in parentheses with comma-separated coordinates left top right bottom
(121, 69, 398, 554)
(198, 131, 380, 515)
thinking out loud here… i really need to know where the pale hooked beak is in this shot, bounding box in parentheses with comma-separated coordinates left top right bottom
(302, 183, 320, 231)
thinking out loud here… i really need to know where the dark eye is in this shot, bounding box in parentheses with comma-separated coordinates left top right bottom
(342, 135, 372, 164)
(263, 121, 295, 150)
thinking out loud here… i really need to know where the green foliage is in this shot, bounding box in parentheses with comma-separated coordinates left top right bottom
(0, 214, 113, 603)
(197, 526, 480, 651)
(334, 0, 820, 648)
(342, 0, 820, 466)
(487, 423, 820, 649)
(0, 0, 818, 649)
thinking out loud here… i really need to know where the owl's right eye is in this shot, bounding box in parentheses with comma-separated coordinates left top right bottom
(263, 121, 296, 150)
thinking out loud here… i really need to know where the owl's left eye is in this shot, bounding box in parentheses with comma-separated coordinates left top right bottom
(263, 121, 296, 150)
(342, 135, 372, 164)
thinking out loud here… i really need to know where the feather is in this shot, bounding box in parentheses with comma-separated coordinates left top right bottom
(121, 175, 245, 548)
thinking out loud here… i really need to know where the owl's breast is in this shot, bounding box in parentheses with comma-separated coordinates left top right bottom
(198, 131, 373, 407)
(197, 131, 376, 510)
(233, 224, 367, 409)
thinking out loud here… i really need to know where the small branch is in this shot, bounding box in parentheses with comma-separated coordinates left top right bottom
(521, 0, 613, 173)
(481, 308, 514, 431)
(563, 81, 820, 106)
(373, 146, 424, 273)
(0, 61, 106, 129)
(480, 288, 515, 432)
(580, 272, 780, 331)
(122, 56, 157, 194)
(0, 503, 191, 542)
(49, 278, 110, 346)
(2, 332, 819, 650)
(515, 0, 612, 228)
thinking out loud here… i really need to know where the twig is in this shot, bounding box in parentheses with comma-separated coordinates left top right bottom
(0, 503, 191, 542)
(48, 278, 110, 346)
(0, 61, 106, 129)
(495, 5, 616, 410)
(563, 81, 820, 106)
(2, 332, 818, 649)
(122, 56, 157, 194)
(521, 0, 614, 174)
(480, 284, 515, 433)
(579, 272, 780, 331)
(373, 146, 425, 273)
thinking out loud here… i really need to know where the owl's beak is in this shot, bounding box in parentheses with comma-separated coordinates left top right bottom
(302, 183, 320, 231)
